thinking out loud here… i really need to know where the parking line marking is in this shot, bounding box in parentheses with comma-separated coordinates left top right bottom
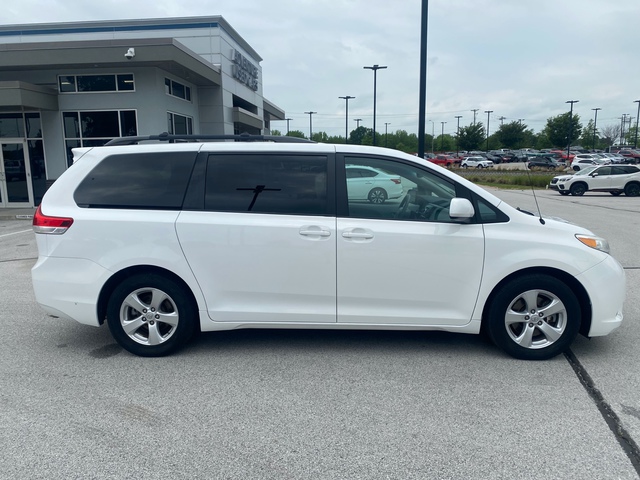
(0, 229, 32, 238)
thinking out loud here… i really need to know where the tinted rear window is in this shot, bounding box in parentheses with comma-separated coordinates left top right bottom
(204, 154, 329, 215)
(74, 151, 197, 209)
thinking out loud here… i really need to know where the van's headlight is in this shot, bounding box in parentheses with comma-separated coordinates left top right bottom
(576, 234, 610, 254)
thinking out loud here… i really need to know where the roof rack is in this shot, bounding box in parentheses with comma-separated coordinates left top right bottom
(104, 132, 314, 146)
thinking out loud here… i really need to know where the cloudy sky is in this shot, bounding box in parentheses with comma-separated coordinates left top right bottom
(4, 0, 639, 138)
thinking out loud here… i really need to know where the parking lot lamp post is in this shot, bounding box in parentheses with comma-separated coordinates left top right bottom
(440, 122, 446, 151)
(455, 115, 462, 156)
(354, 118, 362, 129)
(484, 110, 493, 151)
(429, 120, 435, 153)
(285, 118, 292, 135)
(384, 122, 391, 147)
(363, 64, 387, 146)
(304, 111, 316, 140)
(635, 100, 640, 148)
(565, 100, 578, 159)
(591, 108, 601, 151)
(339, 96, 355, 143)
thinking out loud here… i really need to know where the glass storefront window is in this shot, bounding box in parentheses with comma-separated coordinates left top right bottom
(0, 113, 25, 138)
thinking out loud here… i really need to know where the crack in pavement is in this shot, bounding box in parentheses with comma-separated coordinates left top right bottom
(564, 349, 640, 475)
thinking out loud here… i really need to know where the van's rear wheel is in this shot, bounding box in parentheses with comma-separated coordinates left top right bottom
(107, 273, 197, 357)
(486, 274, 580, 360)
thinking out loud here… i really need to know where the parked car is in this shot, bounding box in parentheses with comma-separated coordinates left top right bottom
(429, 154, 458, 167)
(571, 154, 607, 171)
(346, 165, 404, 203)
(461, 156, 494, 168)
(549, 164, 640, 196)
(31, 133, 625, 360)
(618, 150, 640, 163)
(527, 156, 564, 170)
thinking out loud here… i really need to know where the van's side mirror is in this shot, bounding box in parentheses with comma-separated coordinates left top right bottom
(449, 198, 475, 219)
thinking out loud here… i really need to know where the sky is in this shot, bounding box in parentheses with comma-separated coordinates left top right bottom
(3, 0, 640, 139)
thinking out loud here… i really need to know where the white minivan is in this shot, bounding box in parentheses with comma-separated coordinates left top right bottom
(31, 134, 625, 360)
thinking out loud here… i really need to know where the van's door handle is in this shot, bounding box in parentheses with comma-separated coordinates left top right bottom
(342, 231, 374, 239)
(299, 226, 331, 237)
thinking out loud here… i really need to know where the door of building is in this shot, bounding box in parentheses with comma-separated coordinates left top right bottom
(0, 141, 34, 208)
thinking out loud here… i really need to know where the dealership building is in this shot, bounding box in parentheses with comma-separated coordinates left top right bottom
(0, 16, 285, 208)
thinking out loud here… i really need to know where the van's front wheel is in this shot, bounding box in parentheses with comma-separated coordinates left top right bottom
(486, 274, 580, 360)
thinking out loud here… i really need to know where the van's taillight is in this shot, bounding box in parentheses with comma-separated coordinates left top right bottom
(32, 206, 73, 235)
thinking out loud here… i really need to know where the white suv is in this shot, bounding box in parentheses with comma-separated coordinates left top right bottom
(550, 164, 640, 196)
(31, 134, 625, 360)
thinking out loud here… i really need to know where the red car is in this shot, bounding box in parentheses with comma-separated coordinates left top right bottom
(429, 154, 458, 167)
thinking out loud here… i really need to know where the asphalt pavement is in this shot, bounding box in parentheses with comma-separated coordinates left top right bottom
(0, 191, 638, 479)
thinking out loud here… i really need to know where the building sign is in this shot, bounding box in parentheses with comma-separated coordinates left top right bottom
(232, 50, 258, 91)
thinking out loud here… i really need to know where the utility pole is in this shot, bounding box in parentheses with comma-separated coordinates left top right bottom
(354, 118, 362, 129)
(384, 122, 391, 147)
(484, 110, 493, 151)
(634, 100, 640, 148)
(591, 108, 601, 151)
(455, 115, 462, 156)
(471, 109, 479, 124)
(338, 96, 355, 143)
(429, 120, 435, 153)
(285, 118, 292, 134)
(304, 111, 316, 140)
(499, 116, 506, 126)
(440, 121, 446, 152)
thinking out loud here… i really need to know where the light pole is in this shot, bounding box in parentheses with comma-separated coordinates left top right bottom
(285, 118, 292, 134)
(363, 64, 387, 145)
(635, 100, 640, 148)
(384, 122, 391, 147)
(417, 0, 429, 158)
(565, 100, 578, 159)
(339, 96, 355, 143)
(471, 109, 479, 124)
(499, 116, 506, 126)
(484, 110, 493, 151)
(591, 108, 601, 151)
(429, 120, 435, 153)
(440, 121, 446, 152)
(304, 111, 316, 140)
(621, 114, 628, 146)
(455, 115, 462, 156)
(354, 118, 362, 129)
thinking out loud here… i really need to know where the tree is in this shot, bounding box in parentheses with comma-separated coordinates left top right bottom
(579, 120, 599, 150)
(457, 123, 485, 151)
(349, 126, 373, 145)
(495, 121, 526, 149)
(599, 124, 621, 147)
(286, 130, 307, 139)
(270, 129, 282, 136)
(543, 112, 582, 147)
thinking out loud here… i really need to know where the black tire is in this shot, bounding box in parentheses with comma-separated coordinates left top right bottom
(485, 274, 581, 360)
(477, 164, 484, 169)
(559, 191, 570, 196)
(570, 183, 587, 196)
(368, 187, 387, 204)
(624, 182, 640, 197)
(609, 191, 622, 196)
(106, 273, 197, 357)
(462, 164, 468, 169)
